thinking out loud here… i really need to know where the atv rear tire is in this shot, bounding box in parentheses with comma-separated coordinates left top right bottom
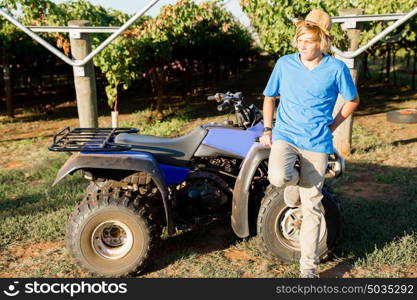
(66, 190, 159, 277)
(256, 184, 341, 263)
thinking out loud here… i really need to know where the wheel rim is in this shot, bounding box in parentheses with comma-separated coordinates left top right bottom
(91, 220, 134, 260)
(275, 207, 327, 251)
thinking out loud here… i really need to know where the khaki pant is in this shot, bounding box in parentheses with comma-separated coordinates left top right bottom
(268, 140, 328, 272)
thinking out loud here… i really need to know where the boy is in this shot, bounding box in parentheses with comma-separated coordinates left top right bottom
(260, 9, 359, 278)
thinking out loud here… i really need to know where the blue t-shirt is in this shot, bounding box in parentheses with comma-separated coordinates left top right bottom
(263, 53, 358, 154)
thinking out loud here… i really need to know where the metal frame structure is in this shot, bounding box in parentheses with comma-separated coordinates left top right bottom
(0, 0, 160, 67)
(330, 8, 417, 60)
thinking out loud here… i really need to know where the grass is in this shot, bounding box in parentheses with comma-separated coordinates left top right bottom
(351, 123, 390, 154)
(0, 153, 87, 247)
(336, 194, 417, 256)
(356, 233, 417, 267)
(119, 107, 194, 137)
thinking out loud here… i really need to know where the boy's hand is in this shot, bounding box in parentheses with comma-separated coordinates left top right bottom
(260, 131, 272, 147)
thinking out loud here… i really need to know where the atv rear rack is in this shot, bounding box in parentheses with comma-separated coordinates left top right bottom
(48, 127, 139, 152)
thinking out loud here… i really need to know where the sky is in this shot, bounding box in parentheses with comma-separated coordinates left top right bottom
(52, 0, 251, 27)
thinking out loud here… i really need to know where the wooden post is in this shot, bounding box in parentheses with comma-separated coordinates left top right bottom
(68, 20, 98, 128)
(332, 8, 363, 157)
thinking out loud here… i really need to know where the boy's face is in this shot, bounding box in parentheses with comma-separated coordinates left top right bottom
(296, 32, 322, 61)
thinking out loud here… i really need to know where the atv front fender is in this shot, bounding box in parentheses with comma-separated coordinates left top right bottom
(53, 152, 175, 235)
(231, 143, 270, 238)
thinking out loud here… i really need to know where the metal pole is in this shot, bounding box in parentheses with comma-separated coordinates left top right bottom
(0, 0, 159, 67)
(69, 20, 98, 128)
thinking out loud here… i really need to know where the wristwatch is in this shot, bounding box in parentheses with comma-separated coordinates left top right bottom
(263, 127, 272, 132)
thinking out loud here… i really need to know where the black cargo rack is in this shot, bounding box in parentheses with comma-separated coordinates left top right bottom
(48, 127, 139, 152)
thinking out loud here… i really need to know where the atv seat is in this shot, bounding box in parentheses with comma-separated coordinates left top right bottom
(114, 126, 208, 166)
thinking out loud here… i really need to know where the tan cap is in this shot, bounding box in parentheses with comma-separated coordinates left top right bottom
(296, 9, 332, 36)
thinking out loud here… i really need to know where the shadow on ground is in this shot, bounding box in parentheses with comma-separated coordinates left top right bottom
(327, 162, 417, 272)
(142, 219, 239, 275)
(355, 80, 417, 117)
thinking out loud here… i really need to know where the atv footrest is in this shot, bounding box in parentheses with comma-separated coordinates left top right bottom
(48, 127, 139, 152)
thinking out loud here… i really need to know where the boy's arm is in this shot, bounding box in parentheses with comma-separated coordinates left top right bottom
(329, 96, 360, 133)
(260, 96, 275, 147)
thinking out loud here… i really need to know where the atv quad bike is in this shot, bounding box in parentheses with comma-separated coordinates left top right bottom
(49, 92, 344, 277)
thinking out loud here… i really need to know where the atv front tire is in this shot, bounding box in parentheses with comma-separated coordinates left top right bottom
(256, 184, 341, 263)
(66, 190, 159, 277)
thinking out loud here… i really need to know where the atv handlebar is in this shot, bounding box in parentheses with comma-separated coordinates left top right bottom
(208, 92, 242, 101)
(207, 91, 263, 129)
